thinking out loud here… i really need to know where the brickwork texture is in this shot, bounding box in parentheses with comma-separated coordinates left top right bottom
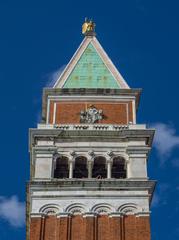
(49, 101, 133, 125)
(30, 215, 150, 240)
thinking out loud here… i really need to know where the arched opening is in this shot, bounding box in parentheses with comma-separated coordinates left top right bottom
(54, 156, 69, 178)
(73, 156, 88, 178)
(92, 156, 107, 178)
(111, 156, 126, 178)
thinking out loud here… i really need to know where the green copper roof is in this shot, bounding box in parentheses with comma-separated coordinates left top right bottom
(63, 43, 120, 89)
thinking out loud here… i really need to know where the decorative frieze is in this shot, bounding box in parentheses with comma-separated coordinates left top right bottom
(31, 202, 149, 217)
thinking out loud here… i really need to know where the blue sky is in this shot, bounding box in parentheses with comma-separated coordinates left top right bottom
(0, 0, 179, 239)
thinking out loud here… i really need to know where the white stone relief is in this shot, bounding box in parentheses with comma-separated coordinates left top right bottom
(65, 203, 87, 215)
(80, 105, 103, 124)
(91, 203, 115, 215)
(37, 202, 145, 216)
(39, 204, 61, 215)
(118, 203, 139, 215)
(53, 124, 130, 130)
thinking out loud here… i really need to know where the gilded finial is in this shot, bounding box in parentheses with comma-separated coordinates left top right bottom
(82, 18, 96, 36)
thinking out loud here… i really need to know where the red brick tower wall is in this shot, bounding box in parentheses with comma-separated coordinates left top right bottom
(30, 215, 151, 240)
(48, 101, 134, 124)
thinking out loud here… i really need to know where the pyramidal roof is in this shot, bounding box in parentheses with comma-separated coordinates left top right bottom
(53, 35, 129, 89)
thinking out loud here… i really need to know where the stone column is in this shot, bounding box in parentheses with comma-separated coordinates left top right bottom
(126, 160, 130, 178)
(69, 161, 74, 179)
(88, 151, 95, 179)
(69, 151, 76, 179)
(106, 151, 113, 179)
(107, 161, 112, 179)
(87, 161, 93, 178)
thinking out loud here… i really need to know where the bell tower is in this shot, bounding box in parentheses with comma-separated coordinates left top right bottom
(27, 20, 156, 240)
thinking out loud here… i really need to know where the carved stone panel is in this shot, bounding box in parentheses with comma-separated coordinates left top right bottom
(80, 105, 103, 123)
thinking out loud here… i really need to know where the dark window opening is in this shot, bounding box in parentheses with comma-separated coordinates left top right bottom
(92, 156, 107, 178)
(74, 156, 88, 178)
(54, 156, 69, 178)
(111, 157, 126, 178)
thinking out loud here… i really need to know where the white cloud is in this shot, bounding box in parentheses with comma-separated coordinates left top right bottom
(152, 183, 170, 208)
(151, 193, 160, 207)
(46, 65, 66, 87)
(0, 196, 25, 228)
(151, 123, 179, 163)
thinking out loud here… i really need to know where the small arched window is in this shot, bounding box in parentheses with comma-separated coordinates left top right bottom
(54, 156, 69, 178)
(111, 156, 126, 179)
(92, 156, 107, 178)
(74, 156, 88, 178)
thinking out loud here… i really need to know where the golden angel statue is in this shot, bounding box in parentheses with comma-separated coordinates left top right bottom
(82, 18, 96, 35)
